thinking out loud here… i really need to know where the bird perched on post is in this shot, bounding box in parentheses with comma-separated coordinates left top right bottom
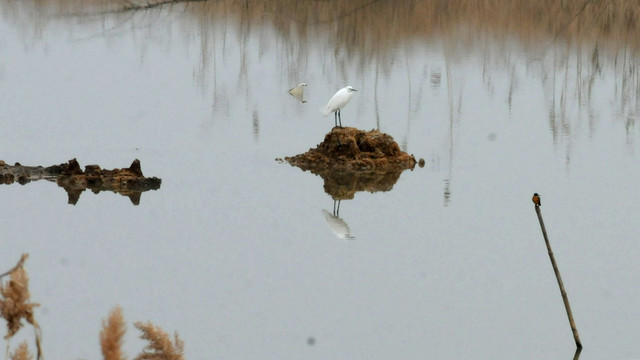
(323, 86, 357, 128)
(532, 193, 541, 206)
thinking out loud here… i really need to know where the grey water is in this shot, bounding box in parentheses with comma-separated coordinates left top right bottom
(1, 1, 640, 359)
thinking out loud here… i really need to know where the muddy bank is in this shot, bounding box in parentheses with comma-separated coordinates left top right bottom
(0, 159, 161, 205)
(284, 127, 417, 199)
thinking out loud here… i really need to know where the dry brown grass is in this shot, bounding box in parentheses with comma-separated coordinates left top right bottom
(0, 260, 39, 339)
(133, 322, 184, 360)
(98, 307, 185, 360)
(7, 0, 640, 49)
(0, 254, 42, 360)
(184, 0, 640, 51)
(9, 341, 33, 360)
(2, 256, 185, 360)
(101, 306, 127, 360)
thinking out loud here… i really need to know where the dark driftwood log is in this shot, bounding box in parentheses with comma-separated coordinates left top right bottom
(0, 159, 161, 205)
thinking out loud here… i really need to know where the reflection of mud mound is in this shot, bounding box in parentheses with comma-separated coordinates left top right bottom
(286, 127, 416, 171)
(0, 159, 161, 205)
(285, 128, 415, 199)
(316, 168, 405, 200)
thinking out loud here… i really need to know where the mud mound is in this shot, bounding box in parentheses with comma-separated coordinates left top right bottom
(285, 127, 416, 171)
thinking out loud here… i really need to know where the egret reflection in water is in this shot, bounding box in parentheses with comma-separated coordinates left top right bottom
(322, 199, 354, 240)
(287, 155, 413, 241)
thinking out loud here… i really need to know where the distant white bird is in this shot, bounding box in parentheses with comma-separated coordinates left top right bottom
(323, 86, 357, 128)
(288, 82, 307, 103)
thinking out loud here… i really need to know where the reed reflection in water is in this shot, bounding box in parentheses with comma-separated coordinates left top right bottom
(3, 1, 640, 360)
(8, 0, 640, 162)
(179, 0, 640, 203)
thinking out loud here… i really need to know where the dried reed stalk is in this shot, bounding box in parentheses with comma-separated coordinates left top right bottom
(535, 205, 582, 348)
(133, 322, 184, 360)
(100, 306, 127, 360)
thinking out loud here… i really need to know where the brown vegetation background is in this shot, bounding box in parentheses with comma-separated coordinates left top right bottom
(1, 255, 183, 360)
(10, 0, 640, 51)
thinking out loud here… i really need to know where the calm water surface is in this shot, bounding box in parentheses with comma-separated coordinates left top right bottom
(1, 1, 640, 359)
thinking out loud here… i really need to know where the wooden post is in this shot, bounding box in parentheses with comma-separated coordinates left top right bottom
(573, 346, 582, 360)
(535, 205, 582, 349)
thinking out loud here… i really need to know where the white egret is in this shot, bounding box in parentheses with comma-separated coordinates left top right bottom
(288, 82, 307, 103)
(323, 86, 357, 128)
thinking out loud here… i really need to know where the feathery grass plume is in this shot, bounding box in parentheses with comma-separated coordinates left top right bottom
(133, 321, 184, 360)
(0, 254, 42, 360)
(0, 255, 40, 339)
(9, 341, 33, 360)
(0, 254, 29, 280)
(100, 306, 127, 360)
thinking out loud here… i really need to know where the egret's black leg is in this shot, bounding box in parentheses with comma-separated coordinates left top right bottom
(334, 111, 338, 127)
(338, 109, 343, 128)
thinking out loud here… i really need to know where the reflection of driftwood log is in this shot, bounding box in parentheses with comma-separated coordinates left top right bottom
(285, 127, 416, 199)
(0, 159, 161, 205)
